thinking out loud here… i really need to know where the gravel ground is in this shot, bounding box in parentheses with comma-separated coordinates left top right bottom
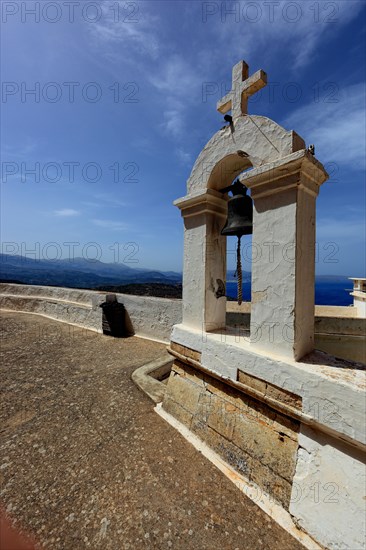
(0, 312, 305, 550)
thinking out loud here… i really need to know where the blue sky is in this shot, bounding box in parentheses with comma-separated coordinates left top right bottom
(1, 0, 365, 276)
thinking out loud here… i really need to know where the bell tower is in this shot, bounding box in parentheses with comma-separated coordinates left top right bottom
(173, 60, 328, 359)
(159, 60, 365, 550)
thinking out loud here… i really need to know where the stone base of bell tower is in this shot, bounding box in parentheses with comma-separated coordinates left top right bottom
(162, 334, 366, 549)
(163, 342, 301, 509)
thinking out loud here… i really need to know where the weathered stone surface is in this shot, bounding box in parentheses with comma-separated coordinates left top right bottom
(163, 361, 299, 509)
(205, 373, 299, 440)
(170, 341, 201, 362)
(172, 323, 366, 446)
(205, 377, 244, 409)
(168, 330, 365, 548)
(232, 406, 298, 483)
(191, 413, 293, 508)
(164, 370, 202, 416)
(290, 425, 366, 550)
(237, 370, 267, 394)
(238, 370, 302, 411)
(265, 383, 302, 410)
(172, 360, 205, 388)
(163, 395, 193, 428)
(207, 394, 237, 441)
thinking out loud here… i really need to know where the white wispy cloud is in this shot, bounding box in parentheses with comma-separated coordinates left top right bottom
(92, 193, 127, 207)
(2, 140, 38, 160)
(87, 5, 204, 140)
(210, 0, 365, 70)
(149, 54, 201, 97)
(82, 194, 127, 209)
(283, 82, 365, 168)
(86, 0, 364, 146)
(161, 106, 185, 138)
(150, 54, 204, 138)
(176, 147, 192, 165)
(54, 209, 80, 217)
(92, 219, 128, 231)
(89, 1, 161, 59)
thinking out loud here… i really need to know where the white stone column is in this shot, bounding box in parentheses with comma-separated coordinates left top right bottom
(243, 151, 328, 360)
(174, 190, 227, 332)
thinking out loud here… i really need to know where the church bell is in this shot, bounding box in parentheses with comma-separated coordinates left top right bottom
(221, 180, 253, 237)
(220, 180, 253, 306)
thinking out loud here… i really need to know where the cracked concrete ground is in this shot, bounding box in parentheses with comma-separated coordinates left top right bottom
(0, 312, 305, 550)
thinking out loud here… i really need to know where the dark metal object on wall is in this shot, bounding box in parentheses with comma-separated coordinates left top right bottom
(99, 294, 126, 337)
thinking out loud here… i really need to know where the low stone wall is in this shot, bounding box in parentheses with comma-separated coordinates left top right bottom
(1, 284, 364, 358)
(226, 304, 365, 363)
(0, 283, 182, 343)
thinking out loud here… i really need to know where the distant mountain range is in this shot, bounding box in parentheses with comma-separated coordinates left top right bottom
(227, 270, 251, 283)
(0, 254, 182, 289)
(0, 254, 353, 293)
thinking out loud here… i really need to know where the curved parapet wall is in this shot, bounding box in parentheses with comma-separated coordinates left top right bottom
(1, 283, 364, 359)
(0, 283, 182, 343)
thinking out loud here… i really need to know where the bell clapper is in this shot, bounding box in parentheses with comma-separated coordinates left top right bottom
(237, 235, 242, 306)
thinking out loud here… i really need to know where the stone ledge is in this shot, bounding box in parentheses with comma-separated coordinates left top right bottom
(226, 302, 360, 318)
(170, 341, 202, 362)
(238, 370, 302, 411)
(131, 355, 173, 404)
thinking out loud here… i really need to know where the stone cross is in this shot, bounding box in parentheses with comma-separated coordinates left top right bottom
(217, 61, 267, 119)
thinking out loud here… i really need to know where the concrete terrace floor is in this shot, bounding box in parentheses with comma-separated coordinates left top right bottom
(0, 312, 305, 550)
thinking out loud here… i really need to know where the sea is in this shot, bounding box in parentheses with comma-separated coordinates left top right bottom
(226, 277, 354, 306)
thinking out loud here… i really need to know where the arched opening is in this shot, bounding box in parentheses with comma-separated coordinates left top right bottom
(211, 163, 254, 307)
(206, 154, 254, 306)
(205, 155, 256, 338)
(220, 169, 254, 339)
(207, 152, 253, 191)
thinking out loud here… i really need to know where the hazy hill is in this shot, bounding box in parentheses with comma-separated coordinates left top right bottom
(0, 254, 182, 289)
(227, 269, 251, 282)
(0, 255, 353, 303)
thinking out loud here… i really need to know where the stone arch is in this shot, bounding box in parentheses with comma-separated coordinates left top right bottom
(175, 116, 306, 334)
(187, 116, 305, 195)
(207, 153, 253, 192)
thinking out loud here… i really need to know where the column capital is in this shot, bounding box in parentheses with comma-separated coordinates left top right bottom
(174, 189, 227, 219)
(239, 150, 329, 200)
